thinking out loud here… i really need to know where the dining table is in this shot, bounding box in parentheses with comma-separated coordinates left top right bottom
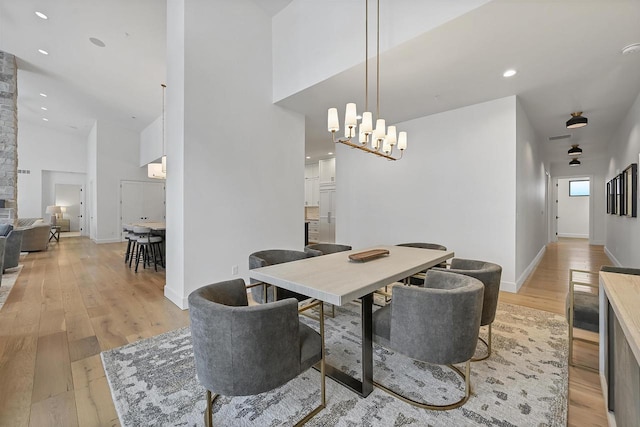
(249, 244, 454, 397)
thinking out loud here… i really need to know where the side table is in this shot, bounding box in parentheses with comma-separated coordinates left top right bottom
(49, 225, 61, 242)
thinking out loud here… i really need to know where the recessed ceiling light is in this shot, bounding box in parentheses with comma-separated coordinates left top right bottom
(41, 107, 47, 111)
(35, 11, 48, 20)
(39, 92, 47, 97)
(38, 49, 49, 55)
(42, 118, 49, 121)
(621, 43, 640, 55)
(306, 156, 311, 159)
(89, 37, 106, 48)
(503, 69, 517, 78)
(328, 152, 333, 155)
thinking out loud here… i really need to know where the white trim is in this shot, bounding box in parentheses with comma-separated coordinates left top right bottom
(590, 239, 605, 245)
(604, 246, 622, 267)
(503, 245, 547, 293)
(558, 233, 589, 239)
(164, 285, 188, 310)
(92, 237, 122, 244)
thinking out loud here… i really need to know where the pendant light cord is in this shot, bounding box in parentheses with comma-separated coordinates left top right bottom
(376, 0, 380, 119)
(365, 0, 368, 112)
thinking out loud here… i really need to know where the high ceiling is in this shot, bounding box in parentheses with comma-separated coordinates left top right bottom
(1, 0, 639, 170)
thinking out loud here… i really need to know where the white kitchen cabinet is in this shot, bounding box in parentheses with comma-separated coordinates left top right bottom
(319, 158, 336, 186)
(304, 163, 320, 206)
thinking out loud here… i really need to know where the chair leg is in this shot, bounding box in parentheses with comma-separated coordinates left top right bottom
(472, 323, 492, 362)
(204, 390, 219, 427)
(295, 303, 325, 426)
(124, 239, 132, 263)
(129, 240, 137, 268)
(374, 360, 472, 410)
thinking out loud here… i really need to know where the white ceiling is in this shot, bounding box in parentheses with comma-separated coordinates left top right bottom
(1, 0, 639, 170)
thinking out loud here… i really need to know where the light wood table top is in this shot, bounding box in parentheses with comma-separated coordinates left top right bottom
(249, 245, 454, 306)
(600, 271, 640, 363)
(126, 222, 166, 231)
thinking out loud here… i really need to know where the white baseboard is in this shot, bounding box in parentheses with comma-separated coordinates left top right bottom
(164, 285, 188, 310)
(557, 233, 589, 239)
(604, 246, 622, 267)
(502, 245, 547, 293)
(500, 280, 518, 293)
(93, 237, 123, 244)
(589, 239, 605, 245)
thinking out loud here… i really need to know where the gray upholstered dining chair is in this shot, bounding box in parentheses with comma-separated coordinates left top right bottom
(188, 278, 325, 426)
(433, 258, 502, 361)
(2, 227, 24, 272)
(304, 243, 352, 257)
(372, 270, 484, 410)
(396, 242, 448, 285)
(248, 249, 317, 303)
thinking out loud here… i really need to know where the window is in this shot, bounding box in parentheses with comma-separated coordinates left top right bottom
(569, 180, 590, 197)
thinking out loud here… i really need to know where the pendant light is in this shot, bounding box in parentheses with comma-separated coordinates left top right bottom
(569, 158, 581, 166)
(568, 144, 582, 156)
(327, 0, 407, 161)
(566, 112, 588, 129)
(161, 83, 167, 173)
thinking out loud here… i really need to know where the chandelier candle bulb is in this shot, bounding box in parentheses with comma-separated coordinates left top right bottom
(361, 112, 373, 133)
(398, 132, 407, 151)
(383, 139, 392, 154)
(374, 119, 386, 140)
(359, 126, 368, 144)
(328, 108, 340, 132)
(387, 126, 397, 145)
(345, 103, 357, 127)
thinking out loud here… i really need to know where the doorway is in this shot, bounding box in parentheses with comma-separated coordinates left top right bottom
(552, 176, 591, 242)
(55, 184, 84, 232)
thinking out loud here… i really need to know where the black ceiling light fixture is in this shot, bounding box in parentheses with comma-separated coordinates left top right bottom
(566, 112, 588, 129)
(569, 158, 581, 166)
(568, 144, 583, 156)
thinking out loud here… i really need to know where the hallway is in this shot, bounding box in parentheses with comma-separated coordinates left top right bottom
(501, 237, 611, 427)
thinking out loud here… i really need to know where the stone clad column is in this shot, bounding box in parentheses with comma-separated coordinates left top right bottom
(0, 51, 18, 222)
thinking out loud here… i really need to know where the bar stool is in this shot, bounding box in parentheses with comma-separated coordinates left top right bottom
(123, 224, 136, 264)
(132, 226, 164, 272)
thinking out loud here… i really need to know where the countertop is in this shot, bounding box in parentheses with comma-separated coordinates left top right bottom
(600, 271, 640, 363)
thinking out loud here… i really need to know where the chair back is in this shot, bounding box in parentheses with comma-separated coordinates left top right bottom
(434, 258, 502, 326)
(304, 243, 352, 256)
(132, 226, 151, 234)
(248, 249, 317, 303)
(390, 270, 483, 365)
(188, 279, 302, 396)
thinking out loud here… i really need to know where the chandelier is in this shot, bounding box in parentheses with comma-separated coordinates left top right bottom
(327, 0, 407, 161)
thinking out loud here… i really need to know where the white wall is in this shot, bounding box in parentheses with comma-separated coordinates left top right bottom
(140, 115, 163, 166)
(94, 120, 153, 243)
(87, 122, 98, 240)
(17, 121, 87, 218)
(550, 155, 607, 245)
(336, 96, 518, 290)
(164, 0, 305, 308)
(557, 178, 589, 238)
(515, 99, 547, 287)
(605, 90, 640, 267)
(272, 0, 491, 102)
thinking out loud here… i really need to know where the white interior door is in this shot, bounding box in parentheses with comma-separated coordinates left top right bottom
(142, 182, 166, 222)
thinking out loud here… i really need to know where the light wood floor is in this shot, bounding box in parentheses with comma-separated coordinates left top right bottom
(0, 237, 609, 426)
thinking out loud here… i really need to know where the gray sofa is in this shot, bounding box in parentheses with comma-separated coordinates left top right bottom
(0, 223, 24, 271)
(15, 218, 50, 252)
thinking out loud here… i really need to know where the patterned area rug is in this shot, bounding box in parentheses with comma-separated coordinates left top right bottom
(0, 265, 23, 310)
(102, 302, 568, 426)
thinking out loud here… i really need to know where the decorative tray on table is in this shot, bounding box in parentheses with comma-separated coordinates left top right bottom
(348, 249, 390, 262)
